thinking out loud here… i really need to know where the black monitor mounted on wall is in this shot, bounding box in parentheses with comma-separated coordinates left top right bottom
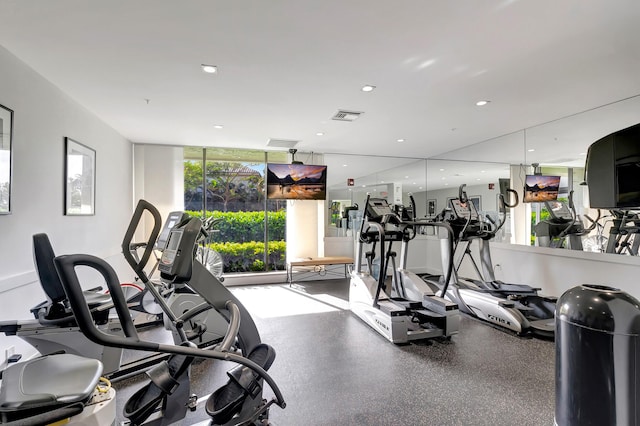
(585, 122, 640, 209)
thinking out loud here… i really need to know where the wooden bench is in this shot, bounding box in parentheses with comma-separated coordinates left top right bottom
(287, 256, 354, 284)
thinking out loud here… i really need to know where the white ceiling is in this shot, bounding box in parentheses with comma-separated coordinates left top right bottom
(1, 1, 640, 193)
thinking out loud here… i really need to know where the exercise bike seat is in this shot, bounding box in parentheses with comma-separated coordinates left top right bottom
(31, 233, 111, 325)
(0, 354, 102, 424)
(206, 343, 276, 424)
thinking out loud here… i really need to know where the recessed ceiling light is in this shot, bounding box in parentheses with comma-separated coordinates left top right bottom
(362, 185, 366, 188)
(476, 178, 481, 181)
(481, 170, 486, 173)
(343, 164, 348, 167)
(445, 183, 449, 186)
(361, 85, 376, 92)
(579, 152, 587, 156)
(441, 177, 446, 180)
(528, 148, 535, 152)
(213, 124, 224, 129)
(397, 138, 405, 143)
(419, 186, 423, 190)
(405, 176, 409, 179)
(316, 132, 324, 136)
(476, 100, 490, 106)
(201, 64, 218, 73)
(412, 182, 416, 185)
(439, 168, 445, 172)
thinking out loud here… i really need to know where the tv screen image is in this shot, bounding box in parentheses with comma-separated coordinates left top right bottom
(523, 175, 561, 203)
(266, 163, 327, 200)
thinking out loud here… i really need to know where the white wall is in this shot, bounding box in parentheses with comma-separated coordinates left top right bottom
(286, 201, 321, 260)
(133, 144, 185, 238)
(0, 46, 133, 363)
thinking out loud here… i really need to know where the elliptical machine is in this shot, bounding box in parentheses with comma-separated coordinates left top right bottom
(53, 210, 285, 425)
(349, 194, 459, 344)
(534, 190, 600, 250)
(428, 184, 556, 338)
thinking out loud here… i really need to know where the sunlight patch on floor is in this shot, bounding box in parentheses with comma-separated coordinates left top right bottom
(230, 286, 339, 318)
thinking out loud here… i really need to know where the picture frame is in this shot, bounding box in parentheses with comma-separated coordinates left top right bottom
(427, 199, 437, 217)
(64, 137, 95, 215)
(0, 103, 13, 215)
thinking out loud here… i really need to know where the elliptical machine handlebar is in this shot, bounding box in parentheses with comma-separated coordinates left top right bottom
(409, 193, 417, 221)
(53, 253, 286, 410)
(121, 199, 163, 283)
(499, 188, 519, 210)
(582, 209, 602, 234)
(558, 190, 579, 238)
(459, 184, 469, 204)
(491, 188, 519, 234)
(358, 193, 371, 242)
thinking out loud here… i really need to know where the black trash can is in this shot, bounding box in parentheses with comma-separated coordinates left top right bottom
(556, 284, 640, 426)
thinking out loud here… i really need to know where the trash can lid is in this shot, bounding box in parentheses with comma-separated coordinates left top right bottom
(557, 284, 640, 335)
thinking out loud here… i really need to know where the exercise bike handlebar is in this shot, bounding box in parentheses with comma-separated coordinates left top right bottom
(53, 253, 286, 409)
(121, 199, 163, 283)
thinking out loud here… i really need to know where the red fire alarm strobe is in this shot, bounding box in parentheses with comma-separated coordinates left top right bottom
(347, 178, 354, 186)
(488, 183, 495, 190)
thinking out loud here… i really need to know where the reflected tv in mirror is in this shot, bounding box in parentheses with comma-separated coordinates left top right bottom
(266, 163, 327, 200)
(523, 175, 561, 203)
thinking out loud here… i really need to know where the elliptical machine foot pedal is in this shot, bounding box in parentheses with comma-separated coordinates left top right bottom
(206, 343, 276, 424)
(123, 353, 194, 425)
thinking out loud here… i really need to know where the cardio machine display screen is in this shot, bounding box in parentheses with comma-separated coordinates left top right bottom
(156, 211, 185, 250)
(450, 199, 479, 220)
(616, 162, 640, 207)
(366, 199, 394, 220)
(161, 229, 183, 265)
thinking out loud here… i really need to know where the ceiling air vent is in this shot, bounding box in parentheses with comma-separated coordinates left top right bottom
(332, 110, 363, 122)
(267, 139, 299, 148)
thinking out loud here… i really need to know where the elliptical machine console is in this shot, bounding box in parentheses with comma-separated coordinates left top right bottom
(158, 217, 199, 280)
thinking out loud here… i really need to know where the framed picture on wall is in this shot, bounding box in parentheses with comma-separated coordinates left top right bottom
(427, 199, 437, 217)
(0, 103, 13, 215)
(64, 137, 96, 215)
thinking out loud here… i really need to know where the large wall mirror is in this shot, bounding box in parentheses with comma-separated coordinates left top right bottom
(322, 94, 640, 260)
(431, 94, 640, 255)
(324, 154, 427, 237)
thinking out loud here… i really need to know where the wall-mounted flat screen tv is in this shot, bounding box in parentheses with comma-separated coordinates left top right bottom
(266, 163, 327, 200)
(523, 175, 561, 203)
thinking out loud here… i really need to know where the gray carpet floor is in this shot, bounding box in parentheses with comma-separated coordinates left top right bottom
(115, 279, 555, 425)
